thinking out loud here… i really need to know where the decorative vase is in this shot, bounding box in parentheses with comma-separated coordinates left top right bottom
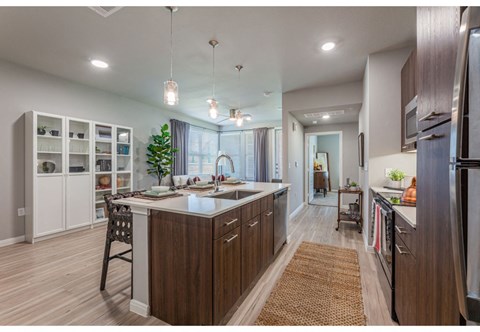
(117, 177, 123, 187)
(99, 176, 111, 186)
(37, 128, 46, 135)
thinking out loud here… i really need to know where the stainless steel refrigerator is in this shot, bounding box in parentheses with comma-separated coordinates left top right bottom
(450, 6, 480, 324)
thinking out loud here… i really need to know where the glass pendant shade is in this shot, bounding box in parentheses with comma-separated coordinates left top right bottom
(236, 116, 244, 127)
(164, 80, 179, 106)
(209, 99, 218, 119)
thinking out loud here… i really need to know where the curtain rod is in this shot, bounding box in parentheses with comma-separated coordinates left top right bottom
(187, 121, 279, 133)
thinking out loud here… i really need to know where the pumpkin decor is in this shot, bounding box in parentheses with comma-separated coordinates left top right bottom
(402, 177, 416, 204)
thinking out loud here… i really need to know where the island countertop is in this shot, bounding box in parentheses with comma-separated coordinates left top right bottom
(114, 181, 290, 218)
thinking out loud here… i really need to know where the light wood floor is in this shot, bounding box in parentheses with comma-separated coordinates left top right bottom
(0, 205, 393, 325)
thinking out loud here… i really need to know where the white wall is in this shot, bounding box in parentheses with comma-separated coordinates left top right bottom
(283, 81, 363, 111)
(282, 113, 304, 214)
(359, 47, 417, 240)
(0, 59, 218, 241)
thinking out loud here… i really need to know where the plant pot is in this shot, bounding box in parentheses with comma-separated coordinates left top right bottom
(389, 180, 403, 188)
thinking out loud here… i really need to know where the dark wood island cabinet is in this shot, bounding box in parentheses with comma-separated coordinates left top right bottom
(148, 190, 283, 325)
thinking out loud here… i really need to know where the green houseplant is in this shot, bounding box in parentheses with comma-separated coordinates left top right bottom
(146, 124, 178, 185)
(387, 169, 406, 188)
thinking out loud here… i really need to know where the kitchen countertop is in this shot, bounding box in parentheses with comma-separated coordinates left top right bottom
(393, 205, 416, 229)
(370, 186, 404, 194)
(113, 181, 290, 218)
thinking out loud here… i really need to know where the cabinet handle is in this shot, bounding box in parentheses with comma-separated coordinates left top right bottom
(224, 234, 238, 243)
(395, 244, 409, 255)
(418, 111, 444, 122)
(265, 211, 273, 217)
(224, 218, 238, 226)
(395, 225, 407, 234)
(248, 221, 259, 228)
(418, 134, 443, 141)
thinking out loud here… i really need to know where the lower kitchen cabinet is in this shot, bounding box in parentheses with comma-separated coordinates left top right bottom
(241, 216, 262, 292)
(261, 209, 274, 266)
(395, 232, 417, 325)
(213, 226, 242, 324)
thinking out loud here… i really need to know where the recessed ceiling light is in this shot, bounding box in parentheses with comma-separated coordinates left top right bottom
(90, 59, 109, 69)
(321, 42, 336, 51)
(322, 115, 331, 119)
(312, 120, 317, 124)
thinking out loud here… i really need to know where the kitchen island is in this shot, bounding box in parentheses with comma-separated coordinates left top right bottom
(113, 182, 290, 325)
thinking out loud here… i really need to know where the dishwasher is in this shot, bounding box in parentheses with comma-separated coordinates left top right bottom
(273, 188, 288, 255)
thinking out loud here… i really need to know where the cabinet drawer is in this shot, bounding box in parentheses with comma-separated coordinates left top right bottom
(394, 213, 417, 257)
(260, 195, 274, 213)
(241, 200, 261, 224)
(213, 208, 241, 239)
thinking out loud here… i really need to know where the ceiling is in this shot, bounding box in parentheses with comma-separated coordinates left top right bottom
(292, 103, 362, 127)
(0, 7, 416, 125)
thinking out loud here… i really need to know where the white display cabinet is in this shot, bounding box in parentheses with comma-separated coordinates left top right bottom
(25, 111, 134, 243)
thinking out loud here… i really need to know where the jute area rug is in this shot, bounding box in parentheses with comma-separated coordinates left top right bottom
(255, 242, 367, 326)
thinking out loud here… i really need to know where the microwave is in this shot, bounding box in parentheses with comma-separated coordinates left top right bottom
(404, 95, 418, 145)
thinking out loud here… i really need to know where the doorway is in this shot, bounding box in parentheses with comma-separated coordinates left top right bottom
(305, 131, 342, 207)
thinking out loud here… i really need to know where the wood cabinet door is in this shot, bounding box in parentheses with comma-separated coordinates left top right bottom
(416, 122, 460, 325)
(213, 226, 241, 324)
(261, 209, 274, 267)
(241, 216, 262, 292)
(395, 234, 417, 325)
(417, 7, 460, 132)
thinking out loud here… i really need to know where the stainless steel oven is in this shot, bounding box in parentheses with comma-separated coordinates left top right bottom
(373, 193, 397, 321)
(404, 95, 418, 145)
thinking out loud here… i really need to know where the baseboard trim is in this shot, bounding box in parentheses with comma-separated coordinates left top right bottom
(362, 228, 374, 253)
(130, 299, 150, 317)
(0, 235, 26, 248)
(289, 203, 306, 220)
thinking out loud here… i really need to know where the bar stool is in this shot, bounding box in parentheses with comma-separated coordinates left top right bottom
(100, 191, 143, 292)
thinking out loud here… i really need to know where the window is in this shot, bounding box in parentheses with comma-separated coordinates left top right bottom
(188, 126, 219, 175)
(219, 130, 255, 181)
(219, 132, 242, 178)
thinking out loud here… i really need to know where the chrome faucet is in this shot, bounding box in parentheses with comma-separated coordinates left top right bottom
(214, 153, 235, 192)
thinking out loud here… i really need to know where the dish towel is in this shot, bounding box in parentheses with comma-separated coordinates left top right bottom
(373, 204, 382, 253)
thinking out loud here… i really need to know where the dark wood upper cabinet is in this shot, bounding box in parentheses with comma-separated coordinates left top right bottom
(401, 49, 418, 152)
(417, 7, 461, 132)
(213, 226, 242, 324)
(241, 216, 262, 293)
(416, 122, 460, 325)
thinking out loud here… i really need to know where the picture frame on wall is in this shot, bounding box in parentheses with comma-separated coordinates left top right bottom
(358, 132, 365, 167)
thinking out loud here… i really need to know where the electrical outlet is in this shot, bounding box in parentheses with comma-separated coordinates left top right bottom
(17, 208, 26, 217)
(385, 168, 393, 177)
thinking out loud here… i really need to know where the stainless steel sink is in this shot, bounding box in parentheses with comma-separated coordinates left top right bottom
(208, 190, 262, 200)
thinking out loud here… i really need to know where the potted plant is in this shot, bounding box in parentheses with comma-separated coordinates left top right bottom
(349, 181, 359, 190)
(37, 126, 47, 135)
(387, 169, 406, 188)
(146, 124, 178, 185)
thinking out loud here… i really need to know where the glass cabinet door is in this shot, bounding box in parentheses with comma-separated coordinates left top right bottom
(36, 114, 64, 174)
(94, 123, 113, 222)
(67, 119, 90, 173)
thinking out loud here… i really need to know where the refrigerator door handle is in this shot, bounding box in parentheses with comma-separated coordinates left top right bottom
(450, 166, 469, 319)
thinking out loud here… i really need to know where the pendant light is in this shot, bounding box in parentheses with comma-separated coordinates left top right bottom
(163, 7, 179, 106)
(208, 39, 219, 119)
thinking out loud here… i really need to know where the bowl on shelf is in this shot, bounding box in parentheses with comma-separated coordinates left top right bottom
(151, 186, 170, 193)
(195, 181, 209, 186)
(37, 160, 56, 173)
